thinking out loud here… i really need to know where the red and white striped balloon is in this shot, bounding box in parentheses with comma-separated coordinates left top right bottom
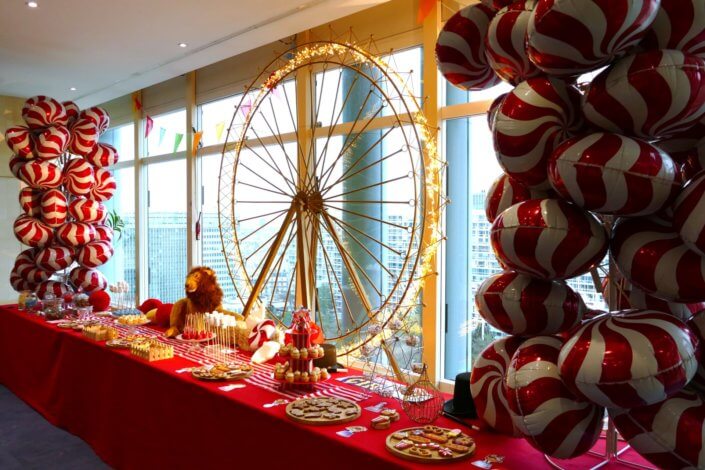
(11, 248, 43, 290)
(35, 245, 75, 272)
(610, 281, 705, 322)
(4, 126, 34, 159)
(13, 248, 38, 277)
(436, 3, 501, 91)
(493, 77, 582, 188)
(9, 155, 24, 179)
(248, 319, 277, 349)
(481, 0, 515, 10)
(93, 225, 114, 243)
(22, 96, 68, 129)
(70, 267, 107, 293)
(18, 160, 62, 189)
(485, 0, 541, 85)
(35, 125, 69, 160)
(470, 336, 525, 436)
(62, 101, 80, 124)
(13, 215, 53, 248)
(611, 388, 705, 469)
(36, 281, 73, 299)
(39, 189, 68, 228)
(558, 310, 698, 409)
(63, 158, 95, 196)
(641, 0, 705, 59)
(13, 264, 50, 285)
(90, 168, 116, 202)
(487, 92, 508, 131)
(506, 336, 604, 459)
(56, 222, 95, 247)
(490, 198, 607, 280)
(527, 0, 660, 75)
(68, 118, 99, 156)
(76, 241, 113, 268)
(548, 132, 680, 216)
(475, 270, 585, 335)
(687, 311, 705, 391)
(68, 197, 106, 224)
(674, 171, 705, 257)
(19, 187, 43, 217)
(584, 50, 705, 140)
(612, 217, 705, 302)
(485, 173, 546, 223)
(10, 270, 36, 292)
(79, 107, 109, 133)
(85, 142, 119, 168)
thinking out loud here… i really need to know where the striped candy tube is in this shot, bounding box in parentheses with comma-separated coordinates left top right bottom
(35, 125, 70, 160)
(641, 0, 705, 59)
(493, 77, 582, 188)
(674, 171, 705, 257)
(68, 118, 99, 156)
(485, 173, 546, 223)
(76, 241, 113, 269)
(490, 198, 607, 280)
(18, 160, 62, 189)
(611, 217, 705, 302)
(68, 197, 106, 224)
(62, 101, 80, 124)
(93, 224, 114, 243)
(19, 187, 43, 217)
(36, 281, 73, 299)
(79, 107, 110, 133)
(90, 168, 116, 202)
(22, 96, 68, 129)
(63, 158, 95, 196)
(475, 270, 585, 335)
(5, 126, 34, 159)
(85, 142, 119, 168)
(485, 0, 541, 85)
(583, 50, 705, 140)
(35, 245, 75, 272)
(470, 336, 525, 436)
(506, 336, 604, 459)
(13, 215, 53, 248)
(436, 3, 501, 91)
(558, 310, 698, 409)
(686, 311, 705, 391)
(611, 388, 705, 469)
(527, 0, 660, 75)
(70, 266, 107, 293)
(40, 189, 68, 228)
(55, 221, 96, 247)
(548, 132, 680, 216)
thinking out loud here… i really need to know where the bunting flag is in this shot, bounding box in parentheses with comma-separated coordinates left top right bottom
(145, 115, 154, 138)
(192, 131, 203, 154)
(131, 93, 142, 114)
(173, 133, 184, 152)
(158, 127, 167, 146)
(239, 97, 253, 118)
(215, 122, 226, 142)
(417, 0, 435, 24)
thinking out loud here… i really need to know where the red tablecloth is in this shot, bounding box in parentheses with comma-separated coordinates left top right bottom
(0, 305, 650, 469)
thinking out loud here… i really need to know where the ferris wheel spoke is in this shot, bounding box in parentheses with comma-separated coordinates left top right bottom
(261, 96, 300, 190)
(315, 227, 357, 328)
(322, 210, 402, 256)
(313, 64, 349, 177)
(322, 203, 411, 231)
(315, 231, 343, 338)
(242, 142, 297, 194)
(246, 124, 299, 193)
(239, 210, 287, 243)
(262, 224, 297, 307)
(238, 159, 295, 198)
(238, 208, 287, 224)
(281, 79, 307, 167)
(323, 174, 408, 201)
(237, 180, 292, 198)
(322, 144, 403, 195)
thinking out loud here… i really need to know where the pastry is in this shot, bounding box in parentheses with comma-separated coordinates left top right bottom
(394, 440, 414, 450)
(409, 447, 432, 458)
(445, 442, 470, 454)
(453, 436, 474, 447)
(392, 432, 409, 440)
(291, 347, 300, 359)
(408, 434, 431, 445)
(423, 433, 448, 444)
(285, 372, 294, 383)
(371, 415, 390, 430)
(323, 412, 338, 420)
(300, 348, 309, 359)
(381, 408, 400, 422)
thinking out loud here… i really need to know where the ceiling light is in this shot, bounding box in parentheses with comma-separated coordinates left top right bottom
(26, 1, 38, 8)
(69, 87, 77, 91)
(178, 42, 187, 48)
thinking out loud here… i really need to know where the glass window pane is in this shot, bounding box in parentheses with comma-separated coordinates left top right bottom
(146, 110, 186, 156)
(444, 79, 512, 106)
(200, 95, 240, 147)
(147, 159, 187, 301)
(100, 124, 134, 162)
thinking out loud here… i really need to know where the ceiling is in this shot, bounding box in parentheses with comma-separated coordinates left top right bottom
(0, 0, 388, 107)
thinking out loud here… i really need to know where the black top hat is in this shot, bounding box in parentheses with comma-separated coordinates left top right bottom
(443, 372, 477, 419)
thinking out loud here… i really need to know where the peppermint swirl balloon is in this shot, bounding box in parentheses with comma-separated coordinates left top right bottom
(248, 319, 277, 349)
(68, 118, 99, 157)
(13, 214, 53, 248)
(13, 248, 39, 279)
(485, 173, 546, 223)
(39, 189, 68, 228)
(55, 221, 96, 247)
(584, 50, 705, 140)
(35, 125, 69, 160)
(36, 281, 73, 299)
(22, 96, 68, 129)
(62, 101, 80, 124)
(9, 155, 24, 178)
(485, 0, 541, 85)
(35, 245, 75, 272)
(493, 77, 582, 188)
(436, 3, 501, 91)
(527, 0, 660, 75)
(490, 198, 607, 280)
(18, 160, 62, 189)
(475, 270, 585, 335)
(79, 107, 109, 133)
(558, 310, 698, 409)
(68, 197, 106, 224)
(605, 278, 705, 322)
(85, 142, 119, 168)
(90, 168, 116, 202)
(10, 269, 36, 292)
(674, 171, 705, 257)
(5, 126, 34, 159)
(70, 266, 107, 293)
(77, 241, 113, 268)
(93, 224, 114, 243)
(687, 311, 705, 391)
(63, 158, 95, 196)
(506, 336, 604, 459)
(470, 336, 525, 436)
(19, 187, 43, 217)
(641, 0, 705, 59)
(548, 132, 680, 216)
(481, 0, 515, 10)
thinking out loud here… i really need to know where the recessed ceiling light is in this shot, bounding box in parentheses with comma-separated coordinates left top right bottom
(69, 87, 77, 91)
(178, 42, 187, 48)
(26, 1, 38, 8)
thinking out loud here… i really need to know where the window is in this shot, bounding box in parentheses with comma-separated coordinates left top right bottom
(147, 109, 187, 156)
(100, 124, 135, 162)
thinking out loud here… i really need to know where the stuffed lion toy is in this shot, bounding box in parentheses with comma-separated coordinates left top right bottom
(165, 266, 241, 338)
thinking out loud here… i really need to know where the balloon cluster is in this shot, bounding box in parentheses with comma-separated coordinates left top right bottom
(6, 95, 118, 298)
(437, 0, 705, 466)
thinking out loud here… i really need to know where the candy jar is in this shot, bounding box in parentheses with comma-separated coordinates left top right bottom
(24, 292, 39, 313)
(18, 290, 31, 310)
(43, 293, 63, 320)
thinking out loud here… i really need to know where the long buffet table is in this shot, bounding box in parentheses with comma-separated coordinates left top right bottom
(0, 305, 648, 469)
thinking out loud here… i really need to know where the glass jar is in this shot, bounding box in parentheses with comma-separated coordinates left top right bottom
(24, 292, 39, 313)
(44, 296, 63, 321)
(18, 290, 31, 310)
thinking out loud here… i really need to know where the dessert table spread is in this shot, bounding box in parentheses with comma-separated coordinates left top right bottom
(0, 305, 649, 469)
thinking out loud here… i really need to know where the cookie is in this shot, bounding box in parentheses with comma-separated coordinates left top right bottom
(409, 447, 432, 457)
(394, 439, 414, 450)
(392, 432, 409, 440)
(305, 412, 322, 419)
(445, 442, 470, 454)
(290, 409, 304, 417)
(408, 434, 431, 445)
(438, 447, 454, 458)
(453, 436, 473, 447)
(371, 415, 391, 430)
(423, 425, 444, 435)
(323, 412, 339, 420)
(381, 409, 400, 421)
(448, 429, 462, 438)
(423, 432, 448, 444)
